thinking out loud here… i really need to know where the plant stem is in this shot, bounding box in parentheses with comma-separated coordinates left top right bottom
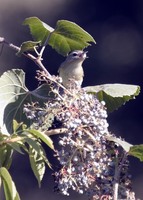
(113, 155, 119, 200)
(0, 37, 51, 77)
(44, 128, 68, 136)
(39, 32, 53, 58)
(113, 182, 118, 200)
(113, 152, 127, 200)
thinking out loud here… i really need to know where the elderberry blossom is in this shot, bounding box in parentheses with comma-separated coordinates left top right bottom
(23, 85, 134, 199)
(51, 89, 133, 199)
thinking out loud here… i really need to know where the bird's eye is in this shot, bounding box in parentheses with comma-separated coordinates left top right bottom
(72, 52, 78, 56)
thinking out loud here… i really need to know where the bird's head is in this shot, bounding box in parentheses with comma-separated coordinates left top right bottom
(66, 50, 88, 63)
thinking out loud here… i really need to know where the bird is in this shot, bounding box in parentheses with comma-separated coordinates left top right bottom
(58, 50, 87, 88)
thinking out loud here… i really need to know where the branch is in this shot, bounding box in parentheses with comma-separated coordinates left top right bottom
(0, 37, 51, 77)
(0, 37, 72, 95)
(0, 36, 74, 99)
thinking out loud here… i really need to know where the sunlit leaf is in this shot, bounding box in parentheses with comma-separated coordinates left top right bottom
(23, 17, 96, 56)
(0, 69, 53, 134)
(0, 167, 20, 200)
(29, 146, 45, 187)
(13, 120, 23, 133)
(0, 69, 28, 134)
(84, 84, 140, 112)
(23, 17, 54, 45)
(49, 20, 96, 56)
(9, 143, 24, 154)
(26, 129, 54, 150)
(25, 137, 51, 168)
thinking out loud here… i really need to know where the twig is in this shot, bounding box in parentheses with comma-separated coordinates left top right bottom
(0, 37, 51, 77)
(113, 154, 119, 200)
(113, 152, 127, 200)
(0, 136, 25, 146)
(83, 128, 96, 142)
(39, 32, 52, 57)
(113, 182, 118, 200)
(44, 128, 68, 136)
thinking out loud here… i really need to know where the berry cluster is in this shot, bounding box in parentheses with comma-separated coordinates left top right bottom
(23, 84, 134, 199)
(51, 89, 133, 199)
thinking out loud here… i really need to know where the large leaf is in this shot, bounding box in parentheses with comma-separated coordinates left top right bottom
(0, 69, 53, 134)
(23, 17, 96, 56)
(23, 17, 54, 45)
(49, 20, 96, 56)
(0, 69, 28, 134)
(84, 84, 140, 112)
(0, 167, 20, 200)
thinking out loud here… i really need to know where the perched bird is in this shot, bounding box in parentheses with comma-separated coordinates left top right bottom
(58, 50, 87, 88)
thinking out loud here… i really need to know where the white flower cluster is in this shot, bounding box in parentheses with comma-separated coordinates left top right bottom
(23, 85, 133, 199)
(50, 89, 132, 199)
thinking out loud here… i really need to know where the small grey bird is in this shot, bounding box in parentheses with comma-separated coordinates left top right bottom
(58, 50, 87, 88)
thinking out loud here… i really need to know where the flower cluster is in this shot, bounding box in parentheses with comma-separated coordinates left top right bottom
(23, 83, 134, 199)
(51, 89, 133, 199)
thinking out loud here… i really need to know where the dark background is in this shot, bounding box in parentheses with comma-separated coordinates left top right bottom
(0, 0, 143, 199)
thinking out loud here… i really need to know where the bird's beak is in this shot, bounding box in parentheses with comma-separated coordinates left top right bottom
(81, 51, 88, 59)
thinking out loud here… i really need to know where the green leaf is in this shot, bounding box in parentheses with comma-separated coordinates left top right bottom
(29, 146, 45, 187)
(0, 167, 20, 200)
(0, 69, 28, 134)
(13, 120, 23, 133)
(23, 17, 96, 56)
(107, 136, 133, 152)
(0, 69, 53, 134)
(25, 137, 51, 168)
(26, 129, 54, 150)
(23, 17, 54, 45)
(25, 137, 40, 152)
(0, 136, 13, 169)
(9, 143, 24, 154)
(129, 145, 143, 162)
(16, 41, 40, 56)
(84, 84, 140, 112)
(49, 20, 96, 56)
